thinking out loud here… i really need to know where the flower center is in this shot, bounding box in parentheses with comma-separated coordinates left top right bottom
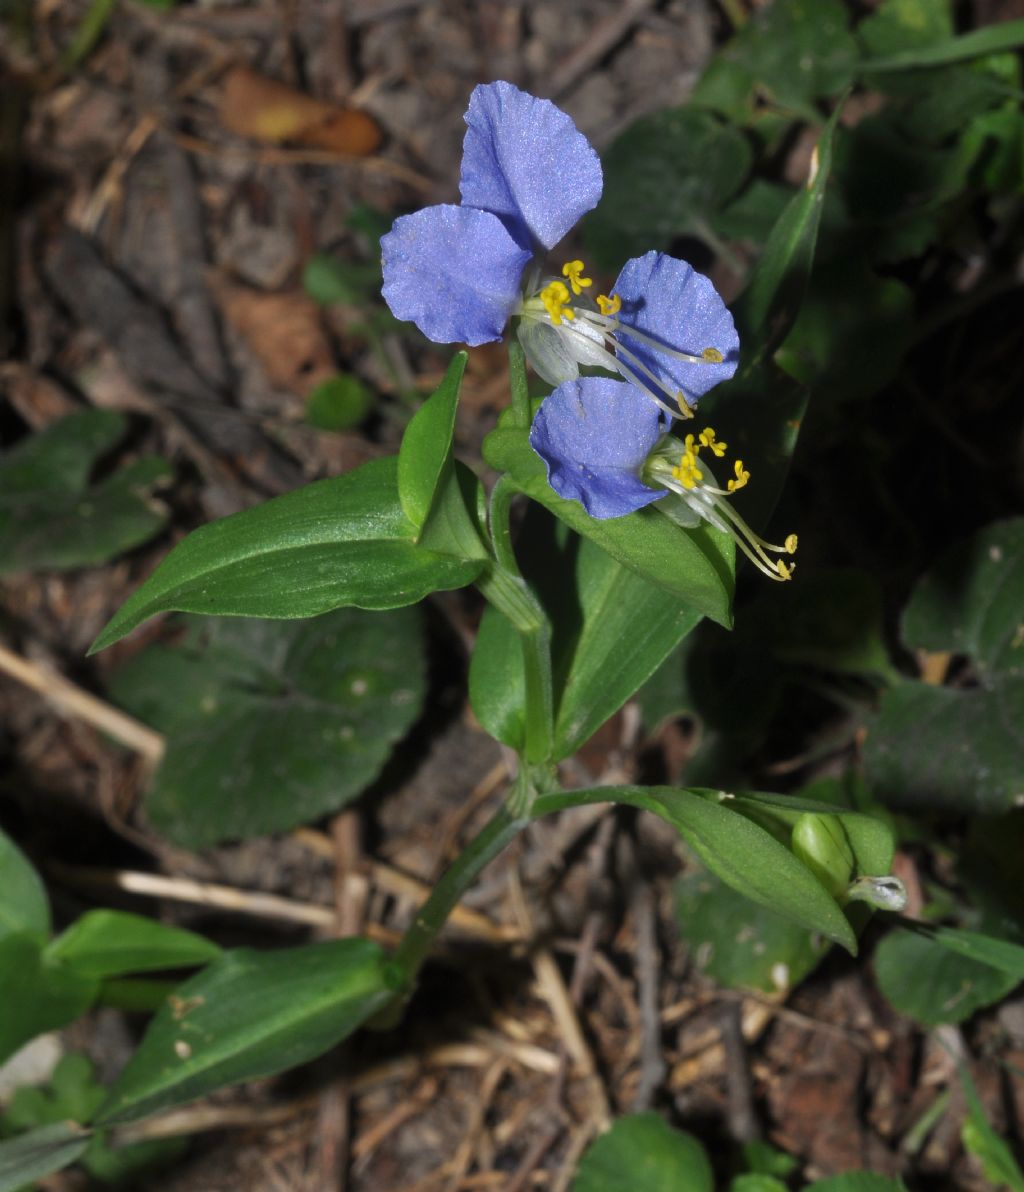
(644, 428, 798, 582)
(519, 258, 730, 419)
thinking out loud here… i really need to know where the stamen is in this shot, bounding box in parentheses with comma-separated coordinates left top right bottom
(596, 293, 621, 317)
(561, 260, 593, 296)
(698, 427, 727, 457)
(670, 450, 702, 490)
(702, 347, 724, 363)
(727, 460, 749, 492)
(540, 280, 574, 326)
(785, 534, 798, 554)
(776, 560, 795, 580)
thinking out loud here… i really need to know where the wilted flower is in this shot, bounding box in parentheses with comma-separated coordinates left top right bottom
(381, 81, 739, 419)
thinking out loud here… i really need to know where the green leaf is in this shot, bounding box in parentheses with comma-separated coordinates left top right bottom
(0, 411, 171, 575)
(857, 0, 953, 58)
(302, 253, 381, 306)
(571, 1113, 713, 1192)
(873, 928, 1018, 1026)
(905, 923, 1024, 981)
(46, 911, 222, 978)
(585, 108, 751, 270)
(736, 102, 842, 352)
(470, 508, 704, 758)
(709, 0, 858, 117)
(776, 262, 914, 403)
(867, 680, 1024, 814)
(535, 786, 858, 952)
(483, 417, 734, 629)
(0, 934, 99, 1064)
(0, 829, 49, 943)
(804, 1176, 909, 1192)
(866, 519, 1024, 814)
(109, 608, 426, 846)
(306, 375, 374, 431)
(0, 1123, 91, 1192)
(960, 1062, 1024, 1192)
(902, 517, 1024, 675)
(398, 353, 467, 530)
(90, 457, 484, 653)
(859, 18, 1024, 72)
(676, 865, 829, 994)
(96, 938, 397, 1125)
(730, 1177, 790, 1192)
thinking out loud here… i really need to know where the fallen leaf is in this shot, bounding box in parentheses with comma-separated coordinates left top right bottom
(213, 280, 336, 399)
(219, 67, 382, 156)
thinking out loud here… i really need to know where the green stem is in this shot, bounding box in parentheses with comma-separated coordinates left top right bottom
(392, 802, 529, 983)
(476, 560, 554, 766)
(507, 340, 531, 428)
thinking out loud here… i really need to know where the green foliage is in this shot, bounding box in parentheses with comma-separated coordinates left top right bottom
(0, 829, 50, 943)
(305, 375, 374, 431)
(0, 411, 171, 575)
(96, 939, 397, 1125)
(483, 412, 735, 628)
(109, 608, 426, 846)
(1, 1054, 183, 1187)
(90, 455, 483, 652)
(960, 1062, 1024, 1192)
(397, 353, 467, 530)
(470, 511, 703, 757)
(866, 519, 1024, 813)
(803, 1176, 908, 1192)
(676, 863, 830, 994)
(0, 933, 99, 1064)
(585, 108, 751, 268)
(873, 927, 1018, 1027)
(0, 1123, 90, 1192)
(571, 1113, 713, 1192)
(45, 911, 221, 978)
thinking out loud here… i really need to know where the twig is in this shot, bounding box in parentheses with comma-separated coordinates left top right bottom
(443, 1060, 509, 1192)
(510, 875, 612, 1130)
(292, 829, 522, 944)
(540, 0, 658, 99)
(720, 1001, 759, 1144)
(170, 129, 433, 192)
(630, 881, 665, 1111)
(0, 642, 164, 765)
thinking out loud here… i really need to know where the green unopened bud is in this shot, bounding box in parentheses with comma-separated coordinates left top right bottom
(791, 813, 855, 901)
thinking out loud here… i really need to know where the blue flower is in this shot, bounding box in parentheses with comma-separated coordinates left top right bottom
(381, 81, 740, 418)
(530, 377, 798, 580)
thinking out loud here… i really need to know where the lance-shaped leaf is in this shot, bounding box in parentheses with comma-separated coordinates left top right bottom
(0, 1123, 92, 1192)
(91, 457, 484, 653)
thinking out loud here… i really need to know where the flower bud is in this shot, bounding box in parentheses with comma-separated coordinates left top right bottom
(791, 813, 855, 901)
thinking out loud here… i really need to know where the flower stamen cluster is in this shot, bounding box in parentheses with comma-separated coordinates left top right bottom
(645, 432, 798, 582)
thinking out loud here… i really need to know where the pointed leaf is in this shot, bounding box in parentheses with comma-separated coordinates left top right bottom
(0, 828, 50, 943)
(0, 1123, 91, 1192)
(96, 939, 397, 1125)
(46, 911, 221, 978)
(91, 458, 484, 653)
(398, 352, 467, 530)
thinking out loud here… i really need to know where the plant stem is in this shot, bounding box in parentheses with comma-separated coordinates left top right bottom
(507, 340, 531, 428)
(476, 560, 554, 766)
(392, 803, 529, 985)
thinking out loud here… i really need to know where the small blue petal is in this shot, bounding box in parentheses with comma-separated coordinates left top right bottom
(613, 252, 740, 408)
(381, 205, 531, 346)
(459, 81, 603, 252)
(529, 378, 665, 520)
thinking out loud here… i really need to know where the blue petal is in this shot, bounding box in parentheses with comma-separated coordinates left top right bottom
(529, 378, 665, 520)
(613, 252, 740, 409)
(459, 81, 602, 252)
(381, 205, 531, 346)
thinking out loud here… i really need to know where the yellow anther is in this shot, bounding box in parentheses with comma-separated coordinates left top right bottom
(698, 427, 727, 457)
(684, 433, 699, 456)
(784, 533, 798, 554)
(562, 260, 593, 296)
(540, 280, 574, 327)
(727, 459, 750, 493)
(672, 450, 703, 490)
(776, 559, 795, 580)
(702, 347, 724, 364)
(596, 293, 621, 317)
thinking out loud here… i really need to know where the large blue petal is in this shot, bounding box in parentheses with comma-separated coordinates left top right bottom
(459, 81, 602, 252)
(381, 205, 531, 346)
(613, 252, 740, 409)
(529, 378, 665, 520)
